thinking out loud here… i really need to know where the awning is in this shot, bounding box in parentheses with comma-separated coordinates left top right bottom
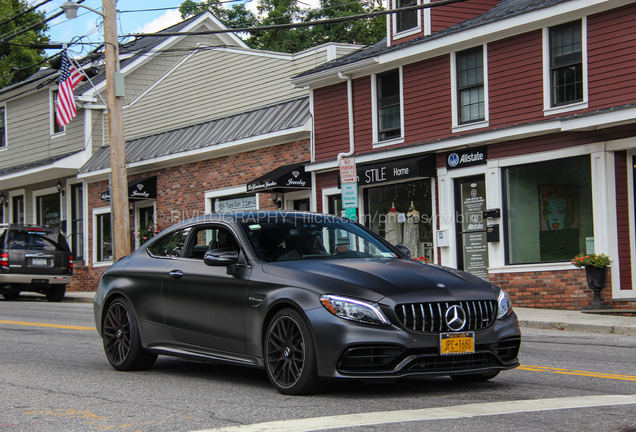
(100, 176, 157, 201)
(246, 163, 312, 192)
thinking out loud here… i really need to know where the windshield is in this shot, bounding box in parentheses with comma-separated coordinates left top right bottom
(241, 215, 399, 262)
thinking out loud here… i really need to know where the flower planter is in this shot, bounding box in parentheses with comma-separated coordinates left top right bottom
(582, 266, 612, 310)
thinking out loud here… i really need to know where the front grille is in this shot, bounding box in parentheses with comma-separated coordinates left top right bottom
(395, 300, 497, 333)
(405, 352, 493, 371)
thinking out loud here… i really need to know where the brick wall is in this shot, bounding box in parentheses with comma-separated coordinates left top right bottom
(490, 268, 614, 310)
(68, 139, 309, 292)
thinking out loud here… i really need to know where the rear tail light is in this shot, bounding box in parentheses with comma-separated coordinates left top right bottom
(0, 253, 8, 266)
(69, 255, 73, 268)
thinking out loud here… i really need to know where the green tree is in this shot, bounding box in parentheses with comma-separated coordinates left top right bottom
(0, 0, 50, 88)
(180, 0, 385, 52)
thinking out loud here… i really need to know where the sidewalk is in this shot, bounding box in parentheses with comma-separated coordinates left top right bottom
(63, 292, 636, 336)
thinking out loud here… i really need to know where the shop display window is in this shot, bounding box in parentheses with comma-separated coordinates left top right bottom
(503, 155, 593, 264)
(363, 179, 433, 260)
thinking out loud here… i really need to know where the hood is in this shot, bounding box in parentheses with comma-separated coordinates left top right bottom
(263, 258, 496, 304)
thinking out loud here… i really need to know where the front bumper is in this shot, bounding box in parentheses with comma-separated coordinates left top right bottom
(306, 308, 521, 380)
(0, 274, 73, 285)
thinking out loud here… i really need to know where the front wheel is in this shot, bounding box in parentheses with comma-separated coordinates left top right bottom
(264, 308, 324, 395)
(102, 297, 157, 371)
(450, 370, 500, 383)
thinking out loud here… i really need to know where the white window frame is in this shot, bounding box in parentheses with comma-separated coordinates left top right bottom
(391, 0, 422, 40)
(283, 190, 311, 211)
(451, 44, 490, 132)
(32, 186, 63, 228)
(372, 67, 405, 148)
(50, 89, 65, 136)
(0, 104, 7, 149)
(92, 206, 112, 266)
(542, 17, 589, 116)
(65, 178, 88, 265)
(627, 149, 636, 296)
(9, 189, 25, 224)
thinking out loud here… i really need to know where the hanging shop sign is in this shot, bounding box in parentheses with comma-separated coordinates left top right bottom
(340, 156, 435, 187)
(100, 176, 157, 201)
(446, 147, 487, 170)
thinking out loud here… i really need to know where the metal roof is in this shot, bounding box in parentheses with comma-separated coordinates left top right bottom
(0, 151, 82, 177)
(295, 0, 574, 78)
(79, 97, 310, 174)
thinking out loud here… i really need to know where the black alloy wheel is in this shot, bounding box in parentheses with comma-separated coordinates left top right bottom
(102, 297, 157, 371)
(265, 309, 324, 395)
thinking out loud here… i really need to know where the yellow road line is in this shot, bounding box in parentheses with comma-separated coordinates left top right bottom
(519, 365, 636, 381)
(0, 320, 96, 331)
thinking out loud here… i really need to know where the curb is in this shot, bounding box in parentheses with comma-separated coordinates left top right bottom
(519, 320, 636, 335)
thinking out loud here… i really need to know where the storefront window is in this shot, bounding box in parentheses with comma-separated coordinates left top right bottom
(37, 193, 61, 229)
(364, 179, 433, 260)
(504, 155, 593, 264)
(96, 212, 112, 262)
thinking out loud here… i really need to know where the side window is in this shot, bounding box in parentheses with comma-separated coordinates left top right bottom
(147, 228, 189, 258)
(395, 0, 417, 34)
(550, 20, 583, 107)
(0, 106, 6, 148)
(376, 69, 402, 142)
(184, 227, 239, 259)
(52, 90, 64, 134)
(457, 47, 485, 125)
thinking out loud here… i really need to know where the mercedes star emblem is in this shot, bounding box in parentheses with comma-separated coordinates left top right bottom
(445, 305, 467, 331)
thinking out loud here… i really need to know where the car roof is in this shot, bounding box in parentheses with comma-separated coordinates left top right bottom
(171, 211, 347, 229)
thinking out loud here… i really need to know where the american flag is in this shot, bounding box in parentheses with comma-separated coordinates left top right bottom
(56, 50, 83, 128)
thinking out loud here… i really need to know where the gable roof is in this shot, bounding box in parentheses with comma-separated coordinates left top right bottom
(293, 0, 588, 82)
(79, 97, 310, 175)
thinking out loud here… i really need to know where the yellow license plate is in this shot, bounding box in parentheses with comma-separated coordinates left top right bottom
(440, 331, 474, 355)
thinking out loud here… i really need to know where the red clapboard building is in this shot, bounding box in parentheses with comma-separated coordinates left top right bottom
(292, 0, 636, 310)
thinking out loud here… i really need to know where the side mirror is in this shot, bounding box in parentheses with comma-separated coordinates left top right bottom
(203, 248, 239, 266)
(394, 244, 411, 258)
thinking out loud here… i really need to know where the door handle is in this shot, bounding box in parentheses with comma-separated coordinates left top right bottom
(168, 270, 184, 279)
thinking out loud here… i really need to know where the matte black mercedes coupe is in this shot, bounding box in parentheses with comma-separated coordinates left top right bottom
(93, 211, 520, 395)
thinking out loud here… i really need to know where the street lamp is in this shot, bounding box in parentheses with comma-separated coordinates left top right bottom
(61, 0, 130, 261)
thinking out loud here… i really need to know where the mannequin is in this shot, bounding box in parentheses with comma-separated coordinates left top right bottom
(384, 203, 402, 245)
(403, 201, 420, 258)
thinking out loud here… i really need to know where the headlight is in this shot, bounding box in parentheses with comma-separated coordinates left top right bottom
(320, 295, 390, 326)
(497, 289, 512, 319)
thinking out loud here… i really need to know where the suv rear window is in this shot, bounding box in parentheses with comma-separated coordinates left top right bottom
(7, 230, 69, 251)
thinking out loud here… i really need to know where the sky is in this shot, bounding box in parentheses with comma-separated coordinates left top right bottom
(37, 0, 321, 56)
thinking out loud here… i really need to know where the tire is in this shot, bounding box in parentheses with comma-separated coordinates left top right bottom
(2, 292, 19, 301)
(450, 370, 500, 383)
(46, 286, 66, 302)
(102, 297, 157, 371)
(264, 308, 325, 395)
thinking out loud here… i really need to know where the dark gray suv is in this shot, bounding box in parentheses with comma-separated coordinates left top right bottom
(0, 224, 73, 302)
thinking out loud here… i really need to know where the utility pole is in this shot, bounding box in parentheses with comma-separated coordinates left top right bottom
(102, 0, 130, 260)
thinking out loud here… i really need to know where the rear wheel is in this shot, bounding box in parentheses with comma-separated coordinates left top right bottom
(46, 286, 66, 302)
(450, 370, 500, 383)
(264, 308, 325, 395)
(2, 292, 19, 300)
(102, 297, 157, 371)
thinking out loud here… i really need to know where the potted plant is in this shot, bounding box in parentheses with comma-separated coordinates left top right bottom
(571, 253, 611, 309)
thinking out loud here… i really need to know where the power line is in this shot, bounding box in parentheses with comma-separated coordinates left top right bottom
(0, 0, 53, 28)
(123, 0, 467, 39)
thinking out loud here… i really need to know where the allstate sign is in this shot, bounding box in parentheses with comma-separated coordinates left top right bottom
(446, 147, 487, 169)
